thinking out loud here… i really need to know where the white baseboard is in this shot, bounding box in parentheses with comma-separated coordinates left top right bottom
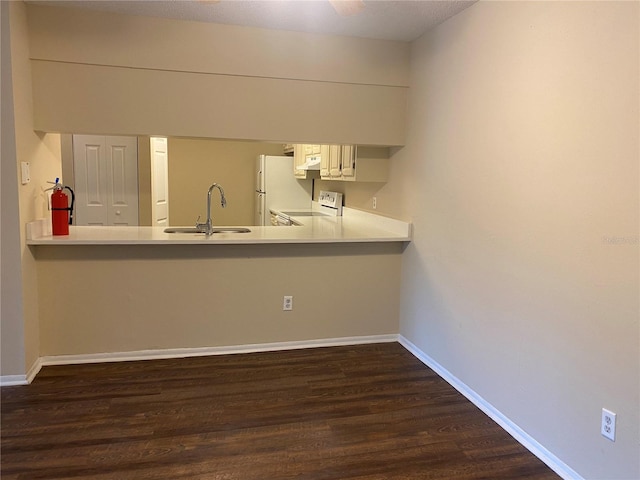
(398, 335, 583, 480)
(26, 357, 43, 383)
(1, 335, 396, 386)
(0, 374, 28, 386)
(37, 334, 399, 367)
(0, 358, 43, 386)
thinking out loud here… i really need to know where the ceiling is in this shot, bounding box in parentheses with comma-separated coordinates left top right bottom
(29, 0, 476, 42)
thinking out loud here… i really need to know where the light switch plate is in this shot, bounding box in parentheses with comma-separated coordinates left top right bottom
(20, 162, 30, 184)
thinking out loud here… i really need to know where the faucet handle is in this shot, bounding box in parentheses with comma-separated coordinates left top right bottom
(195, 215, 201, 226)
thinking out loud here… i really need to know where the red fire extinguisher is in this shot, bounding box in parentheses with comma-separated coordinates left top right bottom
(48, 178, 75, 236)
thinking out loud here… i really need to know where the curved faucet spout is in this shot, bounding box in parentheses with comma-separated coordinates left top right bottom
(208, 183, 227, 212)
(196, 183, 227, 235)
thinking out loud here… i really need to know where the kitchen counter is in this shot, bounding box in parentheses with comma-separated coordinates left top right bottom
(26, 207, 411, 246)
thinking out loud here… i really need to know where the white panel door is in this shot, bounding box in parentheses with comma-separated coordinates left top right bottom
(73, 135, 108, 225)
(106, 137, 138, 225)
(73, 135, 139, 226)
(150, 137, 169, 226)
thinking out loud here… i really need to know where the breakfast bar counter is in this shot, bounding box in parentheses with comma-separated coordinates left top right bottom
(29, 205, 407, 365)
(26, 207, 411, 246)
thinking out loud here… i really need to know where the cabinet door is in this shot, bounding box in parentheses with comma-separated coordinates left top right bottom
(283, 144, 294, 155)
(341, 145, 356, 180)
(293, 144, 307, 179)
(320, 145, 330, 177)
(329, 145, 342, 178)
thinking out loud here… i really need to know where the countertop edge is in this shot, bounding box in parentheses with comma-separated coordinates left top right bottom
(26, 238, 412, 246)
(26, 209, 412, 246)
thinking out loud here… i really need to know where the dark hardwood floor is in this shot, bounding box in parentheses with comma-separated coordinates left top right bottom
(1, 343, 559, 479)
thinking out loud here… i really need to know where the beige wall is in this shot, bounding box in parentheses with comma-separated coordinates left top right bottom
(2, 1, 63, 378)
(313, 180, 390, 217)
(36, 244, 402, 356)
(314, 146, 406, 217)
(137, 136, 152, 226)
(5, 3, 637, 478)
(168, 138, 283, 226)
(26, 4, 408, 146)
(27, 5, 409, 87)
(386, 2, 639, 479)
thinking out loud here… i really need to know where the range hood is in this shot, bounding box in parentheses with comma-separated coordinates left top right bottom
(295, 155, 321, 171)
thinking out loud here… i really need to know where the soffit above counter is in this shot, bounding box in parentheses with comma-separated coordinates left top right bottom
(31, 60, 407, 146)
(26, 3, 410, 88)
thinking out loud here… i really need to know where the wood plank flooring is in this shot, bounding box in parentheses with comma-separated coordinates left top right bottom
(1, 343, 559, 479)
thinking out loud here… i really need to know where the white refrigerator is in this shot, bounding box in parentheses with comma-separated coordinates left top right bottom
(255, 155, 312, 226)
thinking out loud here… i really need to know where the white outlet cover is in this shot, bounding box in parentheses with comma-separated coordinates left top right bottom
(601, 408, 616, 441)
(283, 295, 293, 311)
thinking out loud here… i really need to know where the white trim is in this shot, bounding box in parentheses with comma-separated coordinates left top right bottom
(398, 335, 584, 480)
(0, 374, 28, 386)
(26, 357, 43, 383)
(0, 358, 43, 387)
(38, 334, 399, 367)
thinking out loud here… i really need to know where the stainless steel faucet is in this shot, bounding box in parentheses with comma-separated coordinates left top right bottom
(195, 183, 227, 235)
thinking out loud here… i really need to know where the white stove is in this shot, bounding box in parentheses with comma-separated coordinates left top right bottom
(317, 191, 344, 216)
(271, 191, 343, 226)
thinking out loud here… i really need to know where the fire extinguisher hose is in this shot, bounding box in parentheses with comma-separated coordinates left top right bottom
(64, 186, 75, 225)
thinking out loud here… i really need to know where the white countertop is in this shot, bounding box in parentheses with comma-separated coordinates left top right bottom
(26, 207, 411, 246)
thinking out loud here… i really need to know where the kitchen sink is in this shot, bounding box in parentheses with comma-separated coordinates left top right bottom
(164, 227, 251, 234)
(164, 227, 202, 234)
(211, 227, 251, 233)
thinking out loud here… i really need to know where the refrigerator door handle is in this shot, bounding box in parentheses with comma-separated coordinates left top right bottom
(256, 165, 263, 193)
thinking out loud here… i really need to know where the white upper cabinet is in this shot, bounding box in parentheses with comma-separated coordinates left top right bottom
(293, 144, 307, 179)
(340, 145, 356, 179)
(321, 145, 389, 182)
(293, 144, 389, 182)
(320, 145, 331, 178)
(329, 145, 343, 179)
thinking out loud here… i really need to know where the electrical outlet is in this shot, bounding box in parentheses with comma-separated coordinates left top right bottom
(283, 295, 293, 311)
(372, 197, 377, 209)
(601, 408, 616, 441)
